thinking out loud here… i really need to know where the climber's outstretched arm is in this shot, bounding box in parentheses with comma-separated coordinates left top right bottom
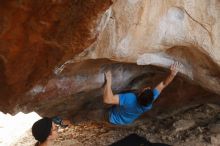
(155, 62, 179, 93)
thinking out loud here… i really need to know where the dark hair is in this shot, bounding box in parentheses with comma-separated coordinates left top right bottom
(137, 89, 154, 106)
(32, 117, 52, 143)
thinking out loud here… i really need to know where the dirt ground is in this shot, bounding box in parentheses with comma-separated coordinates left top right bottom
(13, 104, 220, 146)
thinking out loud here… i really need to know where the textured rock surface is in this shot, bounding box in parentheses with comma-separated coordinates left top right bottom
(80, 0, 220, 94)
(0, 0, 220, 119)
(173, 119, 195, 132)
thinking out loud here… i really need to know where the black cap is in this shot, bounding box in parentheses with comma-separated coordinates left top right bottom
(32, 117, 52, 143)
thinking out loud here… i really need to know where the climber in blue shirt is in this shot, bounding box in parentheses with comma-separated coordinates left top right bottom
(103, 62, 180, 125)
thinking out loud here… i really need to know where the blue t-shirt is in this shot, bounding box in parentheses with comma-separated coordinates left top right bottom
(108, 88, 160, 125)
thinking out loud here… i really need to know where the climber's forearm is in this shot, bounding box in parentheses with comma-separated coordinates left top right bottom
(155, 71, 177, 93)
(163, 72, 176, 87)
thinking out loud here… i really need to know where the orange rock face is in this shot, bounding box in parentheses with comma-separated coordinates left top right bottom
(0, 0, 112, 111)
